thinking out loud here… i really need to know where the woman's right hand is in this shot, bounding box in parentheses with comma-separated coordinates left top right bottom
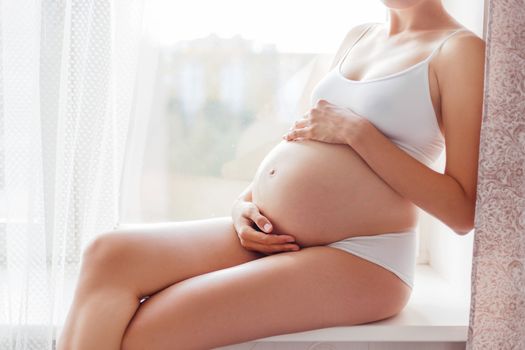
(231, 199, 300, 255)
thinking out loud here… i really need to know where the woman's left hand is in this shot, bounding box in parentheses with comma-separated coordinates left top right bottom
(282, 99, 370, 146)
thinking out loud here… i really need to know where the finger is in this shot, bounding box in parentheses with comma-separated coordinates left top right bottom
(239, 202, 296, 241)
(244, 240, 301, 255)
(290, 119, 308, 130)
(241, 202, 263, 224)
(262, 232, 297, 244)
(250, 211, 274, 234)
(283, 126, 312, 141)
(239, 225, 296, 245)
(252, 228, 297, 245)
(244, 204, 295, 240)
(315, 98, 330, 107)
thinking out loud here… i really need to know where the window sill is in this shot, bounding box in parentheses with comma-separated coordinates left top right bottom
(248, 264, 470, 343)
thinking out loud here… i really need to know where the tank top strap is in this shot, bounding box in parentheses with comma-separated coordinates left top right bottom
(425, 28, 469, 62)
(337, 23, 378, 68)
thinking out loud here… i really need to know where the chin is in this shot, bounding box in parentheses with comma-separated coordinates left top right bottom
(380, 0, 427, 9)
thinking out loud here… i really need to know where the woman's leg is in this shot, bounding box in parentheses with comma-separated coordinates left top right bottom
(56, 216, 277, 350)
(120, 245, 412, 350)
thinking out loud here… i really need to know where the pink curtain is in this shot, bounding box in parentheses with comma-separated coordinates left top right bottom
(467, 0, 525, 349)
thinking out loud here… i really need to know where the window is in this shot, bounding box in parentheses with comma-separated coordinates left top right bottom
(119, 1, 387, 221)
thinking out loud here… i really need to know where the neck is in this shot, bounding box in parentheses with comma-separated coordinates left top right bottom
(385, 0, 454, 37)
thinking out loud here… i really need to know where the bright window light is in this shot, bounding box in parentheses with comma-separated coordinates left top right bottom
(144, 0, 387, 52)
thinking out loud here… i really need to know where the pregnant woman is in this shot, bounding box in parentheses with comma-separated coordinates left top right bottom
(57, 0, 485, 349)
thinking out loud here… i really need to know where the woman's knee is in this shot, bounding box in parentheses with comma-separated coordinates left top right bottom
(80, 231, 136, 286)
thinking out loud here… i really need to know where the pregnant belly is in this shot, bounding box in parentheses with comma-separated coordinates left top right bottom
(251, 139, 419, 247)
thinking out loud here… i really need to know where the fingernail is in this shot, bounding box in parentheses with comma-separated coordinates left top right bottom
(286, 237, 295, 242)
(263, 223, 272, 232)
(292, 246, 300, 250)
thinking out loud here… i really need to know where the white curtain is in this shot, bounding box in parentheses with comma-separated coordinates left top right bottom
(0, 0, 145, 348)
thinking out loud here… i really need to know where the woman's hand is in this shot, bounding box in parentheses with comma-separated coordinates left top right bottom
(282, 98, 370, 146)
(231, 199, 300, 255)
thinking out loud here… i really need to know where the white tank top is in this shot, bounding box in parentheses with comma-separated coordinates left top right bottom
(310, 23, 468, 166)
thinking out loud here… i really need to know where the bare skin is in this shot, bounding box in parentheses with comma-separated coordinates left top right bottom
(59, 218, 409, 350)
(250, 4, 483, 247)
(56, 0, 485, 349)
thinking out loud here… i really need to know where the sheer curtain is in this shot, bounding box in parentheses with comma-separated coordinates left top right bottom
(0, 0, 145, 349)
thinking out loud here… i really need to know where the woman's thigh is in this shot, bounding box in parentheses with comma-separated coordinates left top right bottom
(121, 245, 412, 350)
(83, 216, 269, 298)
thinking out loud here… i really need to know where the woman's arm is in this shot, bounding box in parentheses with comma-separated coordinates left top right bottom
(348, 33, 486, 235)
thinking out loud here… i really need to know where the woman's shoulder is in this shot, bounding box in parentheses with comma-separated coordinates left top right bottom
(433, 27, 486, 74)
(442, 26, 485, 50)
(328, 22, 380, 70)
(343, 22, 381, 43)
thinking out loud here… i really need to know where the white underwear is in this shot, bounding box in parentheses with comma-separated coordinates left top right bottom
(326, 229, 417, 289)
